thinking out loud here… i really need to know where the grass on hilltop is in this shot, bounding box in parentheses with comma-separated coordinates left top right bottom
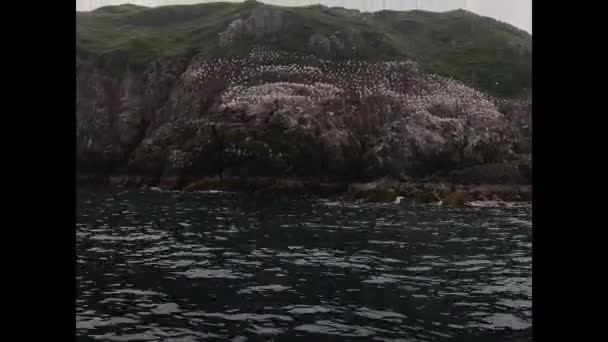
(76, 2, 531, 98)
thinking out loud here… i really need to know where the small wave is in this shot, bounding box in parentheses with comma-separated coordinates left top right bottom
(285, 305, 332, 315)
(195, 190, 233, 194)
(77, 317, 139, 330)
(405, 266, 432, 272)
(355, 308, 407, 322)
(177, 269, 252, 279)
(106, 289, 164, 297)
(477, 313, 532, 330)
(322, 201, 342, 206)
(246, 324, 285, 335)
(238, 284, 291, 294)
(184, 312, 294, 322)
(363, 276, 400, 285)
(294, 320, 377, 337)
(468, 201, 531, 208)
(503, 217, 533, 227)
(368, 240, 402, 246)
(89, 328, 222, 341)
(151, 303, 181, 315)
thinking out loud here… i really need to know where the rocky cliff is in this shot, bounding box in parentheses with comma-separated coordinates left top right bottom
(76, 2, 531, 195)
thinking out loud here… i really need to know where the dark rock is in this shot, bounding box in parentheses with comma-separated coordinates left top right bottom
(445, 159, 530, 185)
(359, 188, 397, 203)
(346, 181, 398, 203)
(412, 188, 441, 204)
(109, 176, 126, 187)
(443, 190, 471, 206)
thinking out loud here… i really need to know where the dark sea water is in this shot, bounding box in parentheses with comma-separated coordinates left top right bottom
(76, 188, 532, 342)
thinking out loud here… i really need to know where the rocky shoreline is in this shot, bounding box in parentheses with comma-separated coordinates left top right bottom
(77, 174, 530, 206)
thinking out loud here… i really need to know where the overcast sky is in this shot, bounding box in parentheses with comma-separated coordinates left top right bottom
(76, 0, 531, 33)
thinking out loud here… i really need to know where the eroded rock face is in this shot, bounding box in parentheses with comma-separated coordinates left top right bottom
(220, 7, 285, 46)
(76, 58, 188, 174)
(76, 45, 531, 187)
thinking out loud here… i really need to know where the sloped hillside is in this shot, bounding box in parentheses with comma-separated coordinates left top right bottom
(77, 2, 531, 97)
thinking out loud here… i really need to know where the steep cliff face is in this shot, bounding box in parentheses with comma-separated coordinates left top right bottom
(76, 3, 531, 189)
(76, 56, 189, 174)
(77, 47, 530, 186)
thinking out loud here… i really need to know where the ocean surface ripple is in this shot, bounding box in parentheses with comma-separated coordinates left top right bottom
(77, 189, 532, 342)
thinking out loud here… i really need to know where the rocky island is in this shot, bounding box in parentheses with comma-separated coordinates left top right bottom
(76, 1, 531, 204)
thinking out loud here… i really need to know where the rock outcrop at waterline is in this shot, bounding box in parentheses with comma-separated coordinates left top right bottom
(77, 46, 530, 189)
(345, 178, 531, 205)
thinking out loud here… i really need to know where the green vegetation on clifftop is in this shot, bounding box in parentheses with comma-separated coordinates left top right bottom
(76, 2, 531, 97)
